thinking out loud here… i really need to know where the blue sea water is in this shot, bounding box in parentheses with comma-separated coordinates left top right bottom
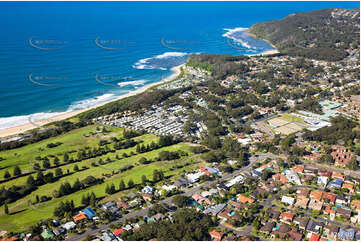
(0, 1, 358, 129)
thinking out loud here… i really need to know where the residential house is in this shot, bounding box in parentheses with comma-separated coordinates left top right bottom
(284, 170, 301, 185)
(336, 207, 351, 219)
(117, 201, 131, 210)
(113, 228, 124, 236)
(297, 188, 310, 198)
(322, 192, 336, 204)
(289, 227, 303, 241)
(237, 194, 255, 204)
(61, 222, 76, 231)
(329, 179, 343, 189)
(335, 194, 349, 206)
(192, 194, 211, 205)
(81, 208, 95, 219)
(323, 206, 336, 220)
(308, 199, 323, 211)
(280, 212, 295, 224)
(332, 172, 345, 180)
(102, 201, 118, 214)
(294, 217, 309, 230)
(338, 228, 355, 240)
(52, 227, 65, 237)
(281, 196, 295, 206)
(204, 204, 226, 216)
(310, 190, 323, 201)
(41, 228, 54, 240)
(342, 183, 354, 193)
(292, 165, 304, 174)
(306, 220, 324, 234)
(272, 224, 290, 239)
(269, 210, 280, 221)
(209, 230, 224, 241)
(142, 193, 154, 202)
(260, 222, 275, 235)
(73, 212, 87, 222)
(272, 173, 288, 184)
(295, 197, 309, 209)
(324, 224, 339, 240)
(309, 233, 320, 241)
(351, 200, 360, 210)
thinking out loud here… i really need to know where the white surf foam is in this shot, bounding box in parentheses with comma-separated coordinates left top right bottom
(222, 27, 255, 49)
(133, 52, 187, 70)
(117, 79, 146, 87)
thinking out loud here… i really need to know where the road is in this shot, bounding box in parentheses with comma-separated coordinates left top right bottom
(308, 162, 360, 178)
(67, 154, 271, 241)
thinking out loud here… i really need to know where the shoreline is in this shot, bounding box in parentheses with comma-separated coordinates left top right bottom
(0, 64, 184, 139)
(246, 29, 280, 56)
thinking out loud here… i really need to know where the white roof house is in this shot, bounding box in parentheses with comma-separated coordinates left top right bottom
(61, 222, 76, 231)
(281, 196, 295, 205)
(284, 170, 302, 185)
(186, 171, 205, 183)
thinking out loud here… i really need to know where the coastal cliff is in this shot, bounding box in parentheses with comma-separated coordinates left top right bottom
(248, 8, 360, 61)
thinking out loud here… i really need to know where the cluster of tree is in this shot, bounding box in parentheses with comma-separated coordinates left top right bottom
(248, 8, 360, 60)
(295, 98, 323, 114)
(0, 184, 36, 206)
(158, 150, 185, 161)
(123, 129, 141, 139)
(3, 166, 22, 179)
(136, 141, 159, 154)
(187, 54, 249, 79)
(152, 169, 165, 182)
(46, 142, 62, 148)
(113, 139, 137, 150)
(81, 192, 97, 207)
(122, 208, 214, 241)
(53, 200, 75, 218)
(303, 116, 359, 145)
(53, 176, 102, 198)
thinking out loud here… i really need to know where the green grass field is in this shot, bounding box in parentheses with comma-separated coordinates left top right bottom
(0, 125, 201, 232)
(279, 113, 305, 124)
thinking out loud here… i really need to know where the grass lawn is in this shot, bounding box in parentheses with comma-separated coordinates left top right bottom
(279, 113, 305, 124)
(0, 125, 201, 232)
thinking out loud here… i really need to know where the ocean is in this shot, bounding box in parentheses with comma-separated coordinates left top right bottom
(0, 1, 358, 130)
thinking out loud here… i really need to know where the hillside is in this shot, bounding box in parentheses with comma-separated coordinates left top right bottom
(248, 8, 360, 61)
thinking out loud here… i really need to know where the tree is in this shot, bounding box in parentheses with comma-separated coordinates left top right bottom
(63, 153, 69, 163)
(3, 170, 10, 179)
(26, 175, 36, 187)
(53, 157, 60, 166)
(42, 159, 51, 169)
(13, 166, 21, 176)
(142, 175, 147, 186)
(172, 195, 188, 208)
(74, 164, 79, 172)
(89, 192, 97, 207)
(4, 202, 8, 215)
(72, 179, 82, 191)
(55, 168, 63, 177)
(119, 180, 125, 191)
(128, 179, 134, 188)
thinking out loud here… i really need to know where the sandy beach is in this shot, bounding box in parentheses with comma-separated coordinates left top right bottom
(0, 65, 184, 139)
(246, 30, 280, 56)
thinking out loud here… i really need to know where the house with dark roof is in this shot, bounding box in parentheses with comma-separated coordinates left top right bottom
(324, 224, 339, 240)
(289, 227, 303, 241)
(336, 207, 351, 219)
(260, 222, 275, 235)
(306, 220, 324, 234)
(294, 217, 309, 230)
